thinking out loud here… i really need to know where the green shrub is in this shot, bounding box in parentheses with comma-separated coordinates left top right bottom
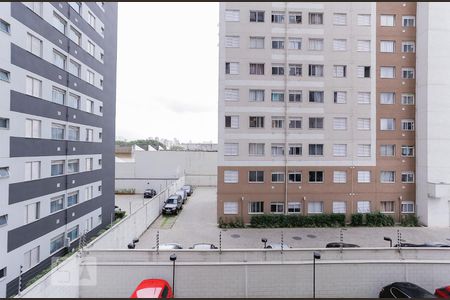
(366, 212, 395, 227)
(400, 214, 419, 227)
(350, 213, 364, 226)
(218, 217, 245, 228)
(249, 213, 346, 228)
(115, 210, 126, 219)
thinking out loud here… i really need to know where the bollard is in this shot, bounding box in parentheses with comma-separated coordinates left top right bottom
(156, 230, 160, 255)
(18, 265, 23, 295)
(281, 231, 284, 254)
(219, 230, 222, 254)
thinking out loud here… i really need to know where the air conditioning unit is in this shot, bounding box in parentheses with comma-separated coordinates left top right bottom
(427, 182, 450, 199)
(64, 237, 71, 247)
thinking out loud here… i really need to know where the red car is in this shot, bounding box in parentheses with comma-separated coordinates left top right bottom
(435, 286, 450, 298)
(130, 279, 173, 298)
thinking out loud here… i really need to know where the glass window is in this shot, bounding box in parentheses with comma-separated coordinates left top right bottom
(50, 233, 65, 254)
(249, 89, 264, 102)
(309, 64, 324, 77)
(357, 14, 371, 26)
(250, 37, 264, 49)
(248, 171, 264, 183)
(309, 12, 323, 25)
(248, 143, 265, 156)
(26, 76, 42, 97)
(53, 49, 66, 69)
(250, 63, 265, 75)
(249, 116, 264, 128)
(333, 201, 346, 213)
(288, 172, 302, 183)
(50, 195, 64, 213)
(225, 89, 239, 101)
(357, 201, 371, 213)
(357, 144, 371, 157)
(380, 40, 395, 53)
(67, 159, 79, 173)
(67, 225, 79, 242)
(67, 191, 79, 207)
(309, 38, 324, 51)
(401, 201, 414, 213)
(0, 118, 9, 129)
(271, 117, 284, 129)
(27, 33, 43, 57)
(357, 171, 371, 183)
(271, 144, 285, 156)
(68, 60, 81, 77)
(271, 172, 285, 183)
(271, 64, 284, 75)
(401, 171, 414, 183)
(270, 202, 284, 213)
(380, 145, 396, 156)
(248, 201, 264, 213)
(380, 118, 395, 130)
(68, 93, 81, 109)
(308, 144, 323, 156)
(250, 11, 265, 23)
(333, 13, 347, 25)
(25, 119, 41, 138)
(380, 14, 395, 26)
(224, 143, 238, 156)
(23, 246, 40, 270)
(51, 123, 65, 140)
(271, 11, 285, 24)
(333, 144, 347, 157)
(309, 171, 324, 182)
(381, 201, 395, 213)
(333, 171, 347, 183)
(333, 118, 347, 130)
(288, 117, 302, 129)
(224, 170, 238, 183)
(380, 92, 395, 104)
(225, 116, 239, 129)
(87, 70, 95, 85)
(308, 201, 323, 213)
(289, 12, 302, 24)
(0, 19, 10, 33)
(26, 202, 40, 223)
(25, 161, 41, 181)
(0, 69, 9, 82)
(224, 202, 238, 215)
(69, 26, 81, 45)
(380, 171, 396, 183)
(288, 202, 301, 213)
(52, 87, 65, 105)
(380, 66, 395, 78)
(51, 160, 64, 176)
(225, 36, 240, 48)
(225, 62, 239, 75)
(225, 10, 240, 22)
(309, 91, 324, 103)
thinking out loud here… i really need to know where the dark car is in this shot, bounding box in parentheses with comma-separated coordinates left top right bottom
(379, 282, 436, 298)
(326, 242, 360, 248)
(144, 189, 157, 198)
(181, 185, 193, 196)
(189, 243, 218, 249)
(161, 194, 182, 215)
(394, 242, 450, 248)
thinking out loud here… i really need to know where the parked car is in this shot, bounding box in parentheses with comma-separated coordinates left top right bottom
(326, 242, 360, 248)
(144, 189, 157, 198)
(394, 242, 450, 248)
(181, 185, 193, 196)
(189, 243, 218, 249)
(264, 243, 291, 250)
(435, 286, 450, 298)
(161, 194, 182, 215)
(130, 279, 173, 298)
(152, 243, 183, 250)
(175, 189, 187, 204)
(379, 282, 436, 298)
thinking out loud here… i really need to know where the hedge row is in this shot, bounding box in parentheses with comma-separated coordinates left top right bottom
(250, 214, 346, 228)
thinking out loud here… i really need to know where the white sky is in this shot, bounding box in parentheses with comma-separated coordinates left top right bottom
(116, 2, 219, 143)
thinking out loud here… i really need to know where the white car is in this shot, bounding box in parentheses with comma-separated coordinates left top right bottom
(175, 189, 187, 204)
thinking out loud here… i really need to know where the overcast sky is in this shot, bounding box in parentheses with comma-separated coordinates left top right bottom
(116, 2, 219, 143)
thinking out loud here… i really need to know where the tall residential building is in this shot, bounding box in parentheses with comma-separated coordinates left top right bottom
(0, 2, 117, 297)
(218, 2, 450, 227)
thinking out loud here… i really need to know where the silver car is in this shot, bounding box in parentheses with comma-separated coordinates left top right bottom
(152, 243, 183, 250)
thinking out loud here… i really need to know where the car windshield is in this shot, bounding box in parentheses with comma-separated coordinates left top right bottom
(166, 199, 176, 204)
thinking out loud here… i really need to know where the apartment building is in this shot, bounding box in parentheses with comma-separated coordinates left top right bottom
(0, 2, 117, 297)
(218, 2, 450, 227)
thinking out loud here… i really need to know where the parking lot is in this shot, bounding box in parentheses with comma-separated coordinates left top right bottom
(133, 187, 450, 249)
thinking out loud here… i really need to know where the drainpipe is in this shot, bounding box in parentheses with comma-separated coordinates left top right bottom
(283, 2, 289, 214)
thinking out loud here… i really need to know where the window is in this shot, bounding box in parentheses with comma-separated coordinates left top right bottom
(402, 41, 415, 53)
(289, 12, 302, 24)
(271, 172, 285, 183)
(270, 202, 284, 213)
(250, 63, 265, 75)
(68, 60, 81, 77)
(309, 64, 324, 77)
(357, 201, 371, 213)
(288, 144, 302, 156)
(250, 37, 264, 49)
(224, 170, 239, 183)
(272, 37, 284, 49)
(309, 91, 324, 103)
(50, 233, 65, 254)
(225, 9, 240, 22)
(87, 40, 95, 56)
(309, 12, 323, 25)
(288, 202, 301, 213)
(224, 143, 238, 156)
(356, 118, 370, 130)
(224, 89, 239, 102)
(271, 117, 284, 129)
(0, 69, 9, 82)
(308, 201, 323, 214)
(85, 216, 94, 231)
(69, 2, 81, 14)
(402, 16, 415, 27)
(86, 100, 94, 113)
(51, 123, 65, 140)
(402, 68, 415, 79)
(357, 144, 371, 157)
(24, 2, 43, 16)
(288, 117, 302, 129)
(401, 201, 414, 213)
(333, 171, 347, 183)
(0, 167, 9, 179)
(67, 225, 79, 242)
(67, 159, 79, 173)
(333, 144, 347, 157)
(401, 171, 414, 183)
(69, 26, 81, 45)
(27, 33, 42, 57)
(85, 185, 94, 200)
(87, 70, 95, 85)
(309, 144, 323, 156)
(333, 118, 347, 130)
(309, 171, 324, 183)
(250, 11, 264, 23)
(249, 143, 265, 156)
(288, 172, 302, 183)
(309, 117, 323, 129)
(225, 116, 239, 129)
(53, 12, 67, 33)
(289, 64, 302, 76)
(225, 62, 239, 75)
(380, 118, 395, 130)
(357, 14, 371, 26)
(357, 66, 371, 78)
(381, 171, 396, 183)
(271, 91, 284, 102)
(85, 158, 93, 171)
(0, 267, 6, 280)
(309, 38, 324, 51)
(333, 65, 346, 78)
(68, 93, 80, 109)
(88, 12, 96, 28)
(50, 195, 64, 213)
(224, 202, 238, 215)
(357, 40, 371, 52)
(0, 118, 9, 129)
(54, 50, 67, 69)
(67, 191, 79, 207)
(333, 13, 347, 25)
(24, 246, 40, 270)
(248, 201, 264, 214)
(380, 40, 395, 53)
(249, 171, 264, 183)
(380, 145, 396, 156)
(380, 92, 395, 104)
(26, 202, 40, 223)
(380, 14, 395, 26)
(271, 12, 285, 24)
(333, 39, 347, 51)
(288, 38, 301, 50)
(401, 94, 415, 105)
(249, 89, 264, 102)
(271, 64, 284, 76)
(334, 91, 347, 104)
(51, 160, 64, 176)
(52, 87, 65, 105)
(25, 119, 41, 138)
(380, 201, 395, 213)
(402, 145, 414, 157)
(333, 201, 346, 214)
(401, 119, 414, 131)
(357, 171, 371, 183)
(225, 36, 240, 48)
(26, 76, 42, 97)
(249, 116, 264, 128)
(0, 18, 9, 34)
(380, 67, 395, 78)
(288, 90, 302, 102)
(25, 161, 40, 181)
(271, 144, 285, 156)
